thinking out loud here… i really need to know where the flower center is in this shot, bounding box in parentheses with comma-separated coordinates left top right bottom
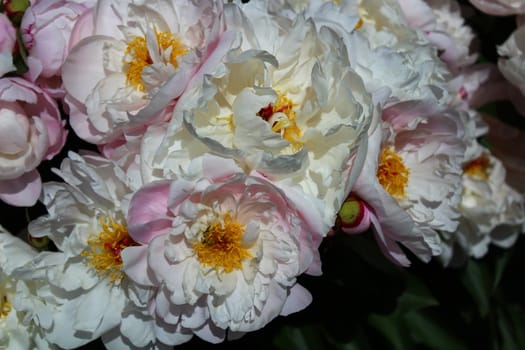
(463, 154, 490, 180)
(123, 30, 188, 91)
(81, 216, 138, 283)
(0, 295, 11, 319)
(257, 92, 303, 151)
(377, 146, 410, 199)
(193, 212, 253, 273)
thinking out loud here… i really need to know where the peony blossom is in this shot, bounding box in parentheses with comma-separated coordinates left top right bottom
(341, 100, 466, 266)
(440, 150, 525, 265)
(0, 226, 54, 350)
(18, 153, 167, 350)
(267, 0, 451, 106)
(178, 5, 372, 229)
(123, 158, 322, 345)
(0, 77, 67, 206)
(399, 0, 478, 72)
(354, 0, 451, 104)
(61, 0, 229, 144)
(0, 13, 16, 77)
(20, 0, 92, 97)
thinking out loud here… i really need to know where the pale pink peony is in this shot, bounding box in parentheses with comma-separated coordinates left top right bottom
(61, 0, 230, 145)
(0, 13, 16, 77)
(20, 0, 92, 97)
(399, 0, 478, 72)
(341, 100, 466, 266)
(122, 156, 321, 345)
(0, 77, 67, 206)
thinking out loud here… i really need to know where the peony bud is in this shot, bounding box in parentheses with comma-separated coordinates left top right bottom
(3, 0, 30, 25)
(338, 196, 371, 234)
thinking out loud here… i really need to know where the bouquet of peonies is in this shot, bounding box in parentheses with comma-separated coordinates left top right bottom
(1, 0, 524, 349)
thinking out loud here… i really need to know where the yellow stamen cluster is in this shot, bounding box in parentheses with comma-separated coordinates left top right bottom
(81, 216, 137, 284)
(193, 212, 252, 273)
(123, 30, 188, 91)
(1, 296, 11, 319)
(463, 155, 490, 180)
(257, 92, 303, 151)
(377, 146, 410, 199)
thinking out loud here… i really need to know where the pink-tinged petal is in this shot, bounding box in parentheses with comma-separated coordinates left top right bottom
(24, 56, 43, 82)
(297, 230, 320, 276)
(0, 170, 41, 206)
(382, 99, 439, 128)
(370, 213, 411, 267)
(280, 284, 312, 316)
(398, 0, 436, 31)
(62, 35, 116, 103)
(40, 112, 68, 160)
(0, 13, 16, 52)
(128, 181, 172, 243)
(69, 8, 95, 50)
(275, 180, 331, 239)
(65, 94, 106, 144)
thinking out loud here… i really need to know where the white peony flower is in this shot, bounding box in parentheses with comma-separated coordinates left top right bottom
(15, 153, 168, 350)
(440, 150, 525, 265)
(265, 0, 450, 106)
(175, 6, 372, 229)
(353, 0, 450, 104)
(0, 227, 54, 350)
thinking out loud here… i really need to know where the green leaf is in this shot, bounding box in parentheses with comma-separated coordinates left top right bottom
(325, 324, 374, 350)
(459, 259, 491, 318)
(273, 325, 326, 350)
(396, 274, 439, 314)
(368, 314, 412, 350)
(493, 251, 512, 291)
(367, 274, 438, 350)
(497, 305, 525, 350)
(404, 310, 467, 350)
